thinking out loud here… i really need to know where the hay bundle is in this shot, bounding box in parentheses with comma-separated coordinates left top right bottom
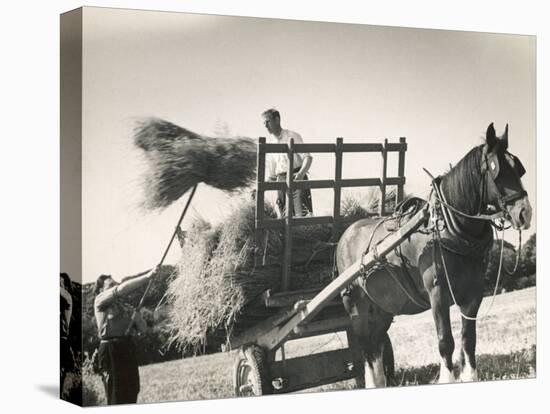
(166, 201, 271, 351)
(133, 118, 257, 210)
(166, 197, 381, 352)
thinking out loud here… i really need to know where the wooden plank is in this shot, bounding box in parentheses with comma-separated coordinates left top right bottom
(256, 207, 428, 351)
(333, 138, 343, 239)
(291, 316, 350, 338)
(291, 215, 333, 227)
(257, 177, 400, 194)
(256, 218, 285, 230)
(227, 308, 298, 350)
(263, 143, 288, 153)
(283, 138, 294, 291)
(293, 143, 335, 153)
(262, 179, 383, 193)
(379, 139, 388, 216)
(342, 143, 383, 152)
(270, 348, 355, 393)
(339, 215, 376, 225)
(258, 181, 286, 192)
(263, 287, 325, 307)
(255, 138, 266, 267)
(397, 137, 406, 204)
(386, 142, 408, 152)
(293, 179, 334, 190)
(385, 176, 406, 186)
(340, 178, 381, 188)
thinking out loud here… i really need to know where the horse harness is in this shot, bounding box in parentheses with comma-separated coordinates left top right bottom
(352, 198, 432, 311)
(353, 145, 527, 313)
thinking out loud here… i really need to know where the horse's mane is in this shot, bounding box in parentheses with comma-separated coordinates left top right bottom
(441, 145, 484, 215)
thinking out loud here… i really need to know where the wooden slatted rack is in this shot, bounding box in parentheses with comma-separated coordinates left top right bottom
(254, 136, 407, 291)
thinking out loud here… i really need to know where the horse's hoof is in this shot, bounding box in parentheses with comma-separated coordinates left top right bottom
(438, 368, 455, 384)
(460, 369, 478, 382)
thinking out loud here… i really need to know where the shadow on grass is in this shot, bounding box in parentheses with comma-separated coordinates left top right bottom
(393, 345, 536, 386)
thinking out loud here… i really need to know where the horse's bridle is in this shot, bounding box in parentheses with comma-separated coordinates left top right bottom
(480, 145, 527, 219)
(427, 145, 527, 223)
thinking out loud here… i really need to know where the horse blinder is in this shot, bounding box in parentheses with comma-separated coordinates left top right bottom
(483, 150, 526, 181)
(482, 149, 527, 213)
(484, 152, 500, 180)
(505, 152, 526, 178)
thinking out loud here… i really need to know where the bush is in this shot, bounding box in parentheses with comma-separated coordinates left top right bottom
(483, 239, 518, 294)
(82, 356, 106, 406)
(519, 233, 536, 278)
(483, 232, 537, 294)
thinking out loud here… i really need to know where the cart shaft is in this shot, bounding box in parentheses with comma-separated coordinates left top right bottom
(258, 207, 428, 351)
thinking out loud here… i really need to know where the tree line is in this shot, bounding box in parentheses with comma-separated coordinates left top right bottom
(483, 232, 536, 294)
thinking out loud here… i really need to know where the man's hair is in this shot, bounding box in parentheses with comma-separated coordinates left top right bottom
(60, 272, 71, 289)
(262, 108, 280, 121)
(94, 274, 112, 296)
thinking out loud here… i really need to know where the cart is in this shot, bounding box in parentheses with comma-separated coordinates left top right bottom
(230, 136, 425, 395)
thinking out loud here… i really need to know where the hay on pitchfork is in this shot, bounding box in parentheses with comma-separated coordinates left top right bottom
(133, 117, 257, 210)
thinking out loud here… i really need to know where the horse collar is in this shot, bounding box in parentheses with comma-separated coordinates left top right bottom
(430, 180, 493, 258)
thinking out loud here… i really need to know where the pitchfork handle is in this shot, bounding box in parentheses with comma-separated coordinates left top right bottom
(125, 184, 198, 336)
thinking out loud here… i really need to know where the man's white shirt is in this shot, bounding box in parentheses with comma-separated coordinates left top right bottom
(268, 129, 311, 177)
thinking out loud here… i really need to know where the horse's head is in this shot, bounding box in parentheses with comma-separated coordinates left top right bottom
(483, 123, 532, 230)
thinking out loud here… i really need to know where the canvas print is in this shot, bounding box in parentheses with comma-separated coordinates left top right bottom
(60, 6, 536, 407)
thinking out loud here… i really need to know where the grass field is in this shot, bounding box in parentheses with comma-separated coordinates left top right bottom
(83, 287, 536, 405)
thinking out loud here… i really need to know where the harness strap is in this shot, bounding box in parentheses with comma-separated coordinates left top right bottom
(423, 168, 504, 222)
(500, 189, 527, 206)
(357, 207, 431, 311)
(434, 223, 508, 321)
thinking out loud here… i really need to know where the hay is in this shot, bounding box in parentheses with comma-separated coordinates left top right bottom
(166, 197, 378, 352)
(133, 118, 257, 210)
(166, 202, 266, 351)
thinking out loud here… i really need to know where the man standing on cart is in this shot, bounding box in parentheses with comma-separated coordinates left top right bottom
(262, 108, 313, 218)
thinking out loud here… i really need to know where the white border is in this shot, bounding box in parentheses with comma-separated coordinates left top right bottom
(1, 1, 546, 413)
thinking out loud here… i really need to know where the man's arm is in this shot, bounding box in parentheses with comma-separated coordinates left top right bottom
(292, 132, 312, 181)
(267, 154, 277, 181)
(95, 265, 160, 311)
(295, 155, 312, 181)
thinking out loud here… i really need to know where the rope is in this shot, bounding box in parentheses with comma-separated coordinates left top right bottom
(435, 224, 506, 321)
(423, 167, 504, 222)
(503, 228, 522, 274)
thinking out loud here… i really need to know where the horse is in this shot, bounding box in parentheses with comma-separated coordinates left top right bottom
(336, 123, 532, 387)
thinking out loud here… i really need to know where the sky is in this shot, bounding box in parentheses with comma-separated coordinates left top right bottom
(79, 7, 536, 283)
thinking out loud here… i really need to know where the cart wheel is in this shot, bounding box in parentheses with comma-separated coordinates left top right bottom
(233, 345, 272, 396)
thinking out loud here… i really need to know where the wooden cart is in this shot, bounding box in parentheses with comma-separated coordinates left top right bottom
(230, 136, 424, 395)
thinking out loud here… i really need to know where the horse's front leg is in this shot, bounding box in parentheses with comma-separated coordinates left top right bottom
(458, 293, 483, 382)
(343, 289, 392, 388)
(429, 286, 455, 383)
(362, 331, 394, 388)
